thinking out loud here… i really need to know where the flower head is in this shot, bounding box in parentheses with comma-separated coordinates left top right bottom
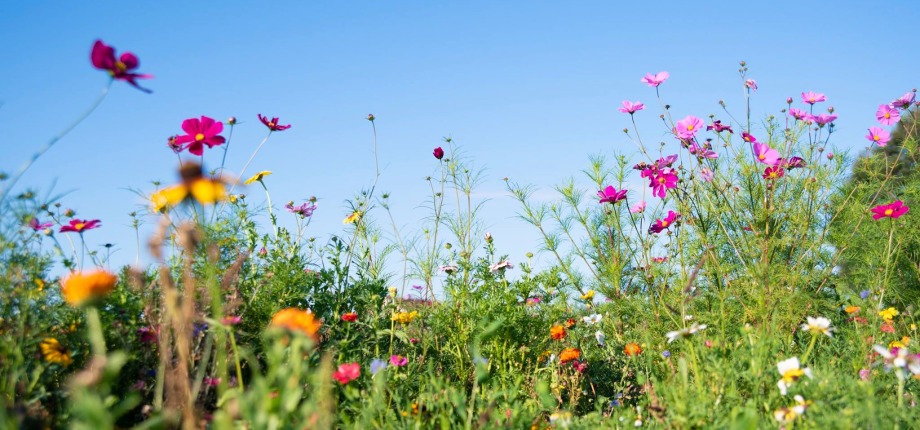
(258, 114, 291, 131)
(801, 91, 826, 105)
(61, 269, 118, 307)
(752, 143, 780, 165)
(876, 104, 900, 126)
(150, 162, 227, 212)
(892, 91, 916, 109)
(649, 210, 680, 234)
(369, 359, 388, 375)
(762, 166, 784, 180)
(774, 395, 811, 424)
(595, 330, 606, 346)
(871, 201, 909, 220)
(624, 342, 642, 356)
(699, 167, 714, 182)
(706, 120, 733, 133)
(878, 307, 899, 322)
(392, 310, 419, 324)
(286, 201, 317, 218)
(788, 108, 807, 121)
(618, 100, 645, 114)
(489, 260, 513, 273)
(597, 186, 627, 204)
(744, 79, 757, 91)
(270, 308, 321, 340)
(641, 71, 669, 87)
(776, 357, 813, 395)
(439, 264, 459, 274)
(341, 312, 358, 322)
(629, 200, 646, 214)
(581, 290, 595, 301)
(582, 314, 602, 325)
(872, 345, 920, 376)
(675, 115, 704, 140)
(812, 113, 837, 127)
(40, 338, 73, 366)
(559, 348, 581, 364)
(60, 219, 101, 234)
(665, 323, 707, 343)
(173, 116, 225, 156)
(389, 355, 408, 367)
(90, 40, 153, 92)
(550, 325, 567, 341)
(800, 316, 834, 337)
(866, 126, 891, 147)
(650, 169, 678, 199)
(343, 211, 362, 225)
(244, 171, 272, 185)
(433, 147, 445, 160)
(332, 363, 361, 384)
(29, 218, 53, 232)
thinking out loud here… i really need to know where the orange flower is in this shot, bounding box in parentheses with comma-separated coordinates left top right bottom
(564, 318, 577, 329)
(624, 342, 643, 356)
(845, 305, 861, 314)
(61, 269, 117, 307)
(271, 308, 321, 339)
(550, 325, 566, 341)
(559, 348, 581, 364)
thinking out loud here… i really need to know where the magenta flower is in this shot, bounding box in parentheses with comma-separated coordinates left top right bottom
(812, 114, 837, 127)
(788, 108, 807, 121)
(29, 218, 53, 231)
(285, 201, 317, 218)
(706, 120, 733, 134)
(892, 92, 916, 109)
(745, 79, 758, 92)
(657, 155, 678, 167)
(618, 100, 645, 114)
(801, 91, 826, 105)
(752, 143, 780, 165)
(871, 200, 909, 220)
(876, 104, 900, 126)
(688, 143, 718, 159)
(641, 71, 669, 87)
(90, 40, 153, 93)
(389, 355, 408, 367)
(650, 169, 678, 199)
(785, 156, 806, 170)
(174, 116, 226, 156)
(597, 186, 627, 204)
(649, 210, 680, 234)
(60, 219, 101, 233)
(866, 126, 891, 147)
(741, 132, 757, 143)
(258, 114, 292, 132)
(675, 116, 704, 140)
(762, 166, 784, 180)
(629, 201, 646, 214)
(433, 147, 445, 160)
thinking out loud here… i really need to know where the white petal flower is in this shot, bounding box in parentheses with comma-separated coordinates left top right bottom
(800, 316, 834, 337)
(595, 330, 606, 346)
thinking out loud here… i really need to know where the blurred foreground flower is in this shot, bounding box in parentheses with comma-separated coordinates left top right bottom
(150, 162, 227, 212)
(343, 211, 362, 225)
(61, 268, 117, 307)
(332, 363, 361, 384)
(800, 316, 834, 337)
(665, 323, 707, 343)
(90, 40, 152, 92)
(776, 357, 812, 395)
(270, 308, 321, 340)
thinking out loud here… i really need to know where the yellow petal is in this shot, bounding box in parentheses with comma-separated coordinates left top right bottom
(189, 179, 228, 205)
(244, 170, 272, 185)
(151, 185, 189, 212)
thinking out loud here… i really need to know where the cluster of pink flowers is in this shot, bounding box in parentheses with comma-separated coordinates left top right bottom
(744, 132, 805, 181)
(865, 91, 914, 147)
(636, 155, 679, 199)
(786, 92, 837, 127)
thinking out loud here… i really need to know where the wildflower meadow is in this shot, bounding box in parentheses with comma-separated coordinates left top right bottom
(2, 11, 920, 430)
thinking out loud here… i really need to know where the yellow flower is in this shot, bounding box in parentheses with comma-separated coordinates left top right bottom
(392, 310, 419, 324)
(40, 338, 73, 366)
(61, 269, 118, 307)
(270, 308, 322, 340)
(229, 194, 239, 204)
(35, 278, 45, 292)
(150, 162, 228, 212)
(581, 290, 595, 300)
(878, 307, 899, 322)
(343, 211, 362, 225)
(244, 170, 272, 185)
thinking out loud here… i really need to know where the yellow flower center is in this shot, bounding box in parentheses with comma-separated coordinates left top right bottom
(658, 177, 666, 184)
(874, 135, 880, 141)
(661, 221, 669, 227)
(885, 209, 893, 216)
(74, 223, 85, 230)
(687, 125, 694, 131)
(195, 133, 205, 141)
(268, 122, 275, 127)
(885, 113, 891, 119)
(758, 154, 766, 160)
(782, 368, 804, 383)
(115, 61, 127, 72)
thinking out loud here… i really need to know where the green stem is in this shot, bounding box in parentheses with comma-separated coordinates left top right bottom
(800, 333, 818, 364)
(85, 306, 107, 358)
(228, 330, 245, 391)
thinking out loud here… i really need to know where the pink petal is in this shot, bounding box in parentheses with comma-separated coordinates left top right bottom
(181, 118, 201, 135)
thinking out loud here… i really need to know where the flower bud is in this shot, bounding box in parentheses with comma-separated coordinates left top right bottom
(65, 209, 75, 217)
(485, 232, 493, 243)
(367, 114, 375, 121)
(786, 97, 793, 104)
(228, 116, 237, 125)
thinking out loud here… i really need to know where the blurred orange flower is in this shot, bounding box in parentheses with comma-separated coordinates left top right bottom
(624, 342, 643, 356)
(550, 325, 566, 341)
(559, 348, 581, 364)
(270, 308, 321, 339)
(61, 269, 117, 307)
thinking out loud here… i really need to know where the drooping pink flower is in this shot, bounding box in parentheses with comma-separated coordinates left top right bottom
(641, 71, 669, 87)
(675, 116, 704, 140)
(871, 200, 909, 220)
(892, 92, 916, 109)
(60, 219, 101, 233)
(741, 132, 757, 143)
(788, 108, 807, 121)
(745, 79, 758, 92)
(332, 363, 361, 384)
(801, 91, 826, 105)
(90, 40, 153, 93)
(29, 218, 53, 231)
(618, 100, 645, 114)
(812, 114, 837, 127)
(876, 104, 900, 126)
(762, 166, 784, 180)
(657, 155, 678, 168)
(433, 147, 445, 160)
(389, 355, 408, 367)
(649, 210, 680, 234)
(629, 201, 646, 214)
(699, 168, 714, 182)
(752, 143, 780, 165)
(706, 120, 733, 133)
(866, 127, 891, 147)
(650, 169, 678, 199)
(258, 114, 292, 132)
(173, 116, 226, 156)
(785, 156, 806, 170)
(137, 326, 158, 343)
(597, 186, 627, 204)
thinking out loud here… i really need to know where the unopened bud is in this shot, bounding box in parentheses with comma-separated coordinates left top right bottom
(367, 114, 375, 121)
(228, 116, 237, 125)
(445, 242, 452, 249)
(786, 97, 793, 104)
(526, 252, 534, 258)
(827, 106, 835, 113)
(64, 209, 75, 217)
(485, 232, 493, 243)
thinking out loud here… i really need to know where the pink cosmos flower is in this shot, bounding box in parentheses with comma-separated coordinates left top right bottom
(258, 114, 292, 132)
(700, 168, 714, 182)
(752, 143, 780, 165)
(892, 92, 916, 109)
(90, 40, 153, 93)
(657, 155, 678, 167)
(597, 186, 627, 204)
(285, 201, 317, 218)
(762, 166, 784, 180)
(652, 256, 668, 263)
(332, 363, 361, 384)
(650, 169, 678, 199)
(433, 147, 445, 159)
(745, 79, 757, 91)
(675, 116, 704, 140)
(801, 91, 826, 105)
(629, 201, 646, 213)
(688, 143, 718, 159)
(871, 200, 909, 220)
(29, 218, 53, 231)
(876, 104, 900, 126)
(60, 219, 101, 233)
(866, 127, 891, 147)
(706, 120, 733, 134)
(649, 210, 680, 234)
(389, 355, 408, 367)
(174, 116, 226, 156)
(812, 114, 837, 127)
(785, 156, 806, 170)
(641, 71, 669, 87)
(741, 132, 757, 143)
(788, 108, 807, 121)
(617, 100, 645, 114)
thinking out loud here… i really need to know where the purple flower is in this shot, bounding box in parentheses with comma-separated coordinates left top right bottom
(876, 104, 900, 126)
(812, 114, 837, 127)
(675, 116, 704, 140)
(892, 92, 916, 109)
(745, 79, 757, 91)
(753, 143, 780, 165)
(706, 120, 733, 134)
(597, 186, 627, 204)
(370, 358, 388, 375)
(285, 201, 317, 218)
(662, 350, 671, 358)
(433, 147, 445, 160)
(390, 355, 408, 367)
(788, 108, 808, 121)
(785, 156, 806, 170)
(641, 71, 669, 87)
(688, 143, 718, 159)
(617, 100, 645, 114)
(801, 91, 827, 105)
(860, 290, 870, 300)
(866, 126, 891, 147)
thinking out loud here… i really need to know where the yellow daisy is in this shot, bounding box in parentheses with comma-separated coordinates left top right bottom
(244, 170, 272, 185)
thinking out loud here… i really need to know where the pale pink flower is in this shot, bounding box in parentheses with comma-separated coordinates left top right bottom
(892, 92, 916, 109)
(745, 79, 757, 91)
(866, 126, 891, 147)
(641, 71, 669, 87)
(618, 100, 645, 114)
(788, 108, 807, 121)
(801, 91, 826, 105)
(753, 143, 780, 165)
(629, 201, 646, 213)
(675, 116, 704, 140)
(876, 104, 900, 126)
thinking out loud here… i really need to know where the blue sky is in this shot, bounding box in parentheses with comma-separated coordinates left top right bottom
(1, 1, 917, 280)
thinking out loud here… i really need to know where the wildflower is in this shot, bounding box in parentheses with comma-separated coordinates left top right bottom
(343, 211, 362, 224)
(257, 114, 292, 132)
(332, 363, 361, 384)
(525, 297, 541, 306)
(873, 345, 920, 376)
(788, 108, 807, 121)
(865, 126, 891, 147)
(618, 100, 645, 114)
(675, 115, 704, 140)
(892, 92, 916, 109)
(812, 113, 837, 127)
(61, 269, 117, 307)
(389, 355, 408, 367)
(137, 326, 158, 343)
(90, 40, 152, 92)
(60, 219, 101, 233)
(40, 338, 73, 366)
(801, 91, 826, 105)
(392, 310, 419, 324)
(845, 305, 861, 314)
(270, 308, 321, 340)
(776, 357, 813, 395)
(688, 143, 718, 159)
(652, 256, 668, 263)
(649, 169, 678, 199)
(550, 325, 567, 341)
(744, 79, 757, 91)
(762, 166, 784, 180)
(871, 201, 909, 220)
(800, 316, 834, 337)
(665, 323, 707, 343)
(488, 260, 513, 273)
(222, 316, 242, 325)
(707, 120, 733, 133)
(285, 201, 317, 218)
(433, 147, 445, 160)
(174, 116, 226, 156)
(859, 368, 871, 381)
(341, 312, 358, 322)
(572, 360, 588, 373)
(662, 350, 671, 358)
(750, 143, 780, 166)
(629, 201, 646, 214)
(204, 376, 221, 388)
(583, 314, 602, 325)
(559, 348, 581, 364)
(243, 171, 272, 185)
(549, 411, 573, 428)
(439, 264, 459, 274)
(624, 342, 642, 356)
(369, 359, 388, 375)
(641, 71, 669, 87)
(595, 330, 606, 346)
(581, 290, 595, 300)
(564, 318, 577, 329)
(881, 322, 896, 333)
(774, 395, 811, 424)
(597, 186, 627, 204)
(649, 210, 680, 234)
(876, 104, 900, 126)
(28, 218, 53, 232)
(150, 162, 227, 211)
(860, 290, 871, 300)
(878, 307, 899, 322)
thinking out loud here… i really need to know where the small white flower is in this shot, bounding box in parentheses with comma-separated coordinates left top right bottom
(595, 330, 606, 346)
(800, 316, 834, 337)
(665, 323, 708, 343)
(488, 260, 513, 273)
(582, 313, 603, 325)
(439, 264, 459, 274)
(776, 357, 813, 395)
(684, 314, 693, 321)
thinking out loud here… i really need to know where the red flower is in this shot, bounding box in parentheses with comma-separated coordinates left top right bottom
(341, 312, 358, 322)
(258, 114, 291, 132)
(90, 40, 153, 93)
(174, 116, 226, 156)
(433, 147, 445, 160)
(332, 363, 361, 384)
(60, 219, 101, 233)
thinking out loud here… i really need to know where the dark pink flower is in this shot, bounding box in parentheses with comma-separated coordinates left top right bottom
(675, 116, 704, 140)
(812, 114, 837, 127)
(649, 210, 680, 234)
(618, 100, 645, 114)
(706, 120, 733, 133)
(801, 91, 826, 105)
(332, 363, 361, 384)
(876, 104, 900, 126)
(752, 143, 779, 165)
(258, 114, 292, 132)
(389, 355, 408, 367)
(90, 40, 153, 93)
(892, 92, 916, 109)
(762, 166, 784, 180)
(572, 360, 588, 373)
(222, 316, 242, 325)
(137, 326, 158, 343)
(871, 200, 909, 220)
(866, 126, 891, 147)
(433, 147, 445, 160)
(641, 71, 669, 87)
(688, 143, 717, 159)
(650, 169, 678, 199)
(785, 156, 806, 169)
(29, 218, 53, 231)
(741, 132, 757, 143)
(174, 116, 225, 156)
(597, 186, 627, 204)
(60, 219, 101, 233)
(788, 108, 807, 121)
